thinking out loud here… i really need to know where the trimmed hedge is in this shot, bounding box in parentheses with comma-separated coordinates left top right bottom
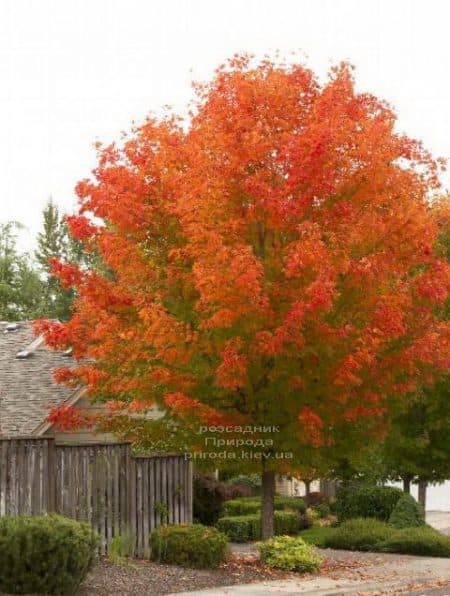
(0, 514, 99, 595)
(388, 493, 425, 529)
(217, 515, 261, 542)
(258, 535, 323, 572)
(380, 526, 450, 557)
(324, 518, 392, 551)
(216, 511, 299, 542)
(222, 496, 306, 517)
(150, 524, 228, 568)
(335, 485, 403, 522)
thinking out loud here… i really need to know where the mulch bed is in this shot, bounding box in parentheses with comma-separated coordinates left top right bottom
(76, 550, 368, 596)
(77, 556, 292, 595)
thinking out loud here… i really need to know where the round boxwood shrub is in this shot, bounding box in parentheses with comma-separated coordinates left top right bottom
(258, 535, 323, 572)
(150, 524, 228, 568)
(335, 485, 403, 522)
(0, 514, 99, 595)
(324, 518, 392, 551)
(388, 493, 425, 529)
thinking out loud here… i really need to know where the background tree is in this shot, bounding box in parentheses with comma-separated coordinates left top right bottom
(35, 199, 100, 320)
(38, 57, 450, 538)
(380, 197, 450, 508)
(0, 221, 44, 320)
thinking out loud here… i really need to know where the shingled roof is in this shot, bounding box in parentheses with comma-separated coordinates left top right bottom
(0, 320, 81, 436)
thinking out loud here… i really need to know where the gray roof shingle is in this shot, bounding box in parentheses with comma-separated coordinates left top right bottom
(0, 320, 78, 436)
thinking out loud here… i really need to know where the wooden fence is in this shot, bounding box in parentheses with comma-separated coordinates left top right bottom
(0, 438, 192, 556)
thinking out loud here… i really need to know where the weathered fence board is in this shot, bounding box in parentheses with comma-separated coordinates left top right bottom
(0, 438, 192, 557)
(0, 438, 55, 516)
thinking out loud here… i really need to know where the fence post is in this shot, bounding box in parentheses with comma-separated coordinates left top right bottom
(47, 439, 57, 513)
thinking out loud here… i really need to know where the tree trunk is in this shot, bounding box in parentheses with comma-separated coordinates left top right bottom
(304, 479, 312, 505)
(402, 477, 411, 494)
(261, 469, 275, 540)
(418, 479, 427, 511)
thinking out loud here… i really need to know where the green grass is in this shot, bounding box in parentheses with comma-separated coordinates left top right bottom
(299, 525, 336, 548)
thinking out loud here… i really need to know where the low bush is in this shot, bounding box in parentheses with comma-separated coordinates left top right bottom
(217, 514, 261, 542)
(220, 483, 254, 500)
(217, 511, 300, 542)
(193, 472, 225, 526)
(380, 526, 450, 557)
(222, 496, 306, 517)
(149, 524, 228, 568)
(275, 511, 301, 535)
(306, 491, 326, 506)
(388, 493, 425, 529)
(299, 525, 336, 548)
(299, 510, 314, 530)
(314, 503, 331, 519)
(277, 496, 307, 514)
(222, 498, 261, 517)
(324, 518, 392, 551)
(258, 535, 323, 572)
(109, 530, 135, 564)
(335, 485, 403, 522)
(0, 514, 99, 595)
(226, 474, 261, 493)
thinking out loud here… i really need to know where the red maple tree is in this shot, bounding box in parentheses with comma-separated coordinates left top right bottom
(38, 56, 450, 537)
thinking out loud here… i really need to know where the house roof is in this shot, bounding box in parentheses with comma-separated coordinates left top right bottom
(0, 320, 81, 436)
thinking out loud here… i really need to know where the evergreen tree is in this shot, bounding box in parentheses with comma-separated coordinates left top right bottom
(0, 222, 44, 320)
(35, 200, 75, 320)
(35, 199, 101, 320)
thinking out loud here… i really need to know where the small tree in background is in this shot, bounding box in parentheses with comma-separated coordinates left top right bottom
(38, 56, 450, 538)
(35, 199, 100, 320)
(0, 221, 44, 320)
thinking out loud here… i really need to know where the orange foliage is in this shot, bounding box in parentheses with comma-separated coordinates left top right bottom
(39, 56, 449, 462)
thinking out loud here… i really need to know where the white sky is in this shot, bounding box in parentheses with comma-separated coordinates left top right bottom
(1, 0, 450, 251)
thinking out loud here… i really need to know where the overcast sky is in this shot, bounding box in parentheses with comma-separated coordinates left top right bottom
(1, 0, 449, 251)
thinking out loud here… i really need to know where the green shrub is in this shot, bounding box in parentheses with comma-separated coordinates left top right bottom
(222, 498, 261, 517)
(380, 526, 450, 557)
(388, 493, 425, 529)
(275, 511, 300, 535)
(299, 525, 336, 548)
(149, 524, 228, 568)
(217, 511, 299, 542)
(217, 514, 260, 542)
(0, 514, 99, 595)
(314, 503, 331, 519)
(226, 474, 261, 492)
(193, 472, 225, 525)
(324, 518, 391, 551)
(258, 535, 323, 572)
(109, 530, 135, 564)
(298, 510, 314, 530)
(275, 496, 307, 514)
(222, 496, 306, 517)
(335, 485, 403, 522)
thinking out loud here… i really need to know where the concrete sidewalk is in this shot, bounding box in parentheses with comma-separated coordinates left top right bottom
(173, 514, 450, 595)
(173, 548, 450, 595)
